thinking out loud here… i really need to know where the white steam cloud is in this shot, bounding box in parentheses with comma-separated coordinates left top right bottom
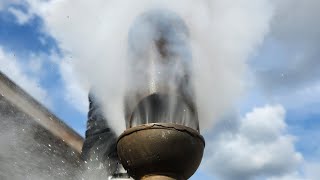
(28, 0, 274, 135)
(3, 0, 319, 179)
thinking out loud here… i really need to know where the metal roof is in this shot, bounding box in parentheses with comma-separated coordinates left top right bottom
(0, 71, 84, 153)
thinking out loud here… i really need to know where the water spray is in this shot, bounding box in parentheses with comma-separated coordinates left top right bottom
(117, 9, 205, 180)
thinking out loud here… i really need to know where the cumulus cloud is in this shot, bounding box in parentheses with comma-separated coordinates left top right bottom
(58, 59, 89, 114)
(0, 0, 21, 11)
(8, 7, 34, 25)
(268, 82, 320, 112)
(267, 172, 307, 180)
(203, 105, 302, 180)
(267, 162, 320, 180)
(304, 162, 320, 180)
(0, 0, 89, 114)
(254, 0, 320, 93)
(0, 46, 51, 107)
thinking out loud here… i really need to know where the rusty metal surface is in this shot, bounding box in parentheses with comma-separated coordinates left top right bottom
(141, 174, 179, 180)
(117, 123, 205, 180)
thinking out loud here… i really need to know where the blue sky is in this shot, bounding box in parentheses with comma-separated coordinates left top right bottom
(0, 5, 87, 134)
(0, 1, 319, 180)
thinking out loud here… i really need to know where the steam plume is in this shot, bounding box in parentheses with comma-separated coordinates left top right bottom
(34, 0, 273, 134)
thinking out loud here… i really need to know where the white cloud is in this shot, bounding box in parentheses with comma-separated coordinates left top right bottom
(267, 162, 320, 180)
(0, 0, 21, 11)
(267, 172, 307, 180)
(304, 162, 320, 180)
(0, 0, 34, 25)
(255, 0, 320, 93)
(58, 59, 89, 114)
(269, 82, 320, 113)
(8, 7, 34, 25)
(27, 56, 43, 75)
(203, 105, 303, 180)
(244, 0, 320, 122)
(0, 0, 89, 114)
(0, 46, 50, 107)
(240, 105, 287, 142)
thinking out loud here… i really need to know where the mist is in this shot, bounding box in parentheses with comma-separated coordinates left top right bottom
(0, 96, 81, 180)
(29, 0, 274, 135)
